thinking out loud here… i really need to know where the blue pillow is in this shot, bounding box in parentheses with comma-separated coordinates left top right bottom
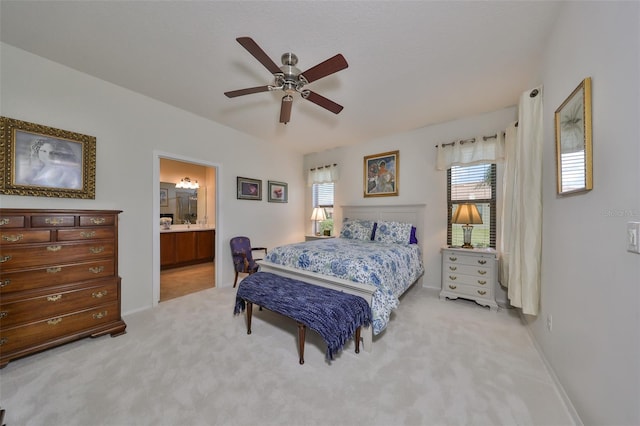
(340, 218, 375, 241)
(410, 226, 418, 244)
(374, 221, 413, 245)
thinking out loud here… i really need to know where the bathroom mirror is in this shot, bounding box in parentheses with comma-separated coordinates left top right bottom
(160, 182, 206, 224)
(555, 77, 592, 195)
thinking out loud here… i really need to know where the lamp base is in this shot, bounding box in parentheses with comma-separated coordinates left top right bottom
(461, 224, 474, 249)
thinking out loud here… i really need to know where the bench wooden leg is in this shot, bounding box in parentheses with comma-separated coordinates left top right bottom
(355, 326, 361, 354)
(246, 301, 253, 335)
(297, 322, 306, 365)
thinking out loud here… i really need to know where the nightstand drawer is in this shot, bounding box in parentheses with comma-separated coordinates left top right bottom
(444, 272, 492, 287)
(442, 282, 493, 299)
(443, 262, 493, 279)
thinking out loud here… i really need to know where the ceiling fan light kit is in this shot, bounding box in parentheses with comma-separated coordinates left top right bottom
(224, 37, 348, 124)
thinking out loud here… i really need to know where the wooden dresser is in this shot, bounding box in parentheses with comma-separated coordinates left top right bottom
(0, 209, 126, 367)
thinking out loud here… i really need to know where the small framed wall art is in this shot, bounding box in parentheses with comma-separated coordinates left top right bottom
(237, 176, 262, 200)
(0, 116, 96, 199)
(267, 180, 288, 203)
(364, 150, 399, 197)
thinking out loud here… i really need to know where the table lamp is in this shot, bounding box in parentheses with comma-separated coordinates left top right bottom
(452, 203, 483, 248)
(310, 207, 326, 235)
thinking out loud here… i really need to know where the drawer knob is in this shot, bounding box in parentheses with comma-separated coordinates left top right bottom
(92, 290, 108, 298)
(478, 280, 487, 285)
(477, 290, 487, 296)
(47, 294, 62, 302)
(448, 266, 457, 271)
(0, 337, 7, 346)
(478, 270, 487, 275)
(448, 285, 457, 290)
(2, 234, 23, 242)
(90, 246, 105, 254)
(448, 256, 457, 262)
(47, 267, 62, 274)
(89, 266, 105, 274)
(81, 231, 96, 238)
(0, 219, 10, 226)
(477, 260, 487, 265)
(0, 255, 11, 263)
(93, 311, 108, 320)
(0, 279, 10, 287)
(448, 275, 457, 280)
(47, 245, 62, 252)
(47, 317, 63, 325)
(89, 217, 106, 225)
(45, 218, 64, 225)
(0, 311, 8, 319)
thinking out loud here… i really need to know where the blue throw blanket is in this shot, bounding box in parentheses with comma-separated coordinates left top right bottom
(234, 272, 372, 360)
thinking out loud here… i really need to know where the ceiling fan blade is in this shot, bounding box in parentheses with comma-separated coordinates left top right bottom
(236, 37, 282, 75)
(279, 95, 293, 124)
(224, 86, 271, 98)
(302, 90, 344, 114)
(299, 54, 348, 84)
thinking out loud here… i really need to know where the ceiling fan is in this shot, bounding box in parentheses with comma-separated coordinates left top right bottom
(224, 37, 348, 124)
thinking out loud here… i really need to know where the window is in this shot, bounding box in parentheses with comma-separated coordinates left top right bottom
(447, 164, 496, 248)
(312, 182, 334, 233)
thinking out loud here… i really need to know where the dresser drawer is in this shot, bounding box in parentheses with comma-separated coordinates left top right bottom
(30, 215, 76, 228)
(443, 262, 493, 278)
(0, 241, 115, 270)
(57, 228, 115, 242)
(0, 259, 115, 294)
(79, 215, 115, 227)
(444, 272, 492, 287)
(442, 251, 494, 267)
(0, 230, 52, 245)
(0, 302, 119, 355)
(0, 279, 118, 328)
(442, 282, 493, 300)
(0, 215, 26, 228)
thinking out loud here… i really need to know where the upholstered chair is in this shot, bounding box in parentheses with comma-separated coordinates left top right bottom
(230, 236, 267, 287)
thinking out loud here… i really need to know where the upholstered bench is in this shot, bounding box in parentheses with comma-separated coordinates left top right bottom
(233, 271, 372, 364)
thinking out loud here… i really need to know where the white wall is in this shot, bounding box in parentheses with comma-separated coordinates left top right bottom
(0, 43, 305, 314)
(535, 2, 640, 425)
(304, 107, 517, 290)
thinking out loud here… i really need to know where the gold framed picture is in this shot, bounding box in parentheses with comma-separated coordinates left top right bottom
(0, 116, 96, 199)
(364, 150, 399, 197)
(555, 77, 593, 195)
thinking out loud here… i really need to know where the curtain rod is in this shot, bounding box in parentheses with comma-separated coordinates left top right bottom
(309, 163, 337, 171)
(435, 121, 518, 148)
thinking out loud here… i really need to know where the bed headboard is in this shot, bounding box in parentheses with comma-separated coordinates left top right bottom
(341, 204, 426, 247)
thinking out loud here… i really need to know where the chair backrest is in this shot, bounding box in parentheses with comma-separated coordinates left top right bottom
(230, 236, 253, 272)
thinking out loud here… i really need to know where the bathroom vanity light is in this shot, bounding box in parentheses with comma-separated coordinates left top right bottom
(175, 177, 199, 190)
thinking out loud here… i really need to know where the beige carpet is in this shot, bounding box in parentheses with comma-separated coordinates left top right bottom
(0, 285, 574, 426)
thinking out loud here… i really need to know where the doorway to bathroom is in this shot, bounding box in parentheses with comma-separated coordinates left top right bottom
(152, 152, 219, 306)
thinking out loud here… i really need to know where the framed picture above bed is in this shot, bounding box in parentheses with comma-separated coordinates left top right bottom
(364, 150, 399, 197)
(237, 176, 262, 200)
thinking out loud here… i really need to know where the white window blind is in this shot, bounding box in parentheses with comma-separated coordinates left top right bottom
(313, 182, 334, 208)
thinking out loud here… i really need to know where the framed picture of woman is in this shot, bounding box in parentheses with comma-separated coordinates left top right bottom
(364, 150, 399, 197)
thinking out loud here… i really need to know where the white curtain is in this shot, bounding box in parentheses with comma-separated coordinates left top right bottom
(436, 133, 504, 170)
(499, 86, 543, 315)
(307, 164, 339, 186)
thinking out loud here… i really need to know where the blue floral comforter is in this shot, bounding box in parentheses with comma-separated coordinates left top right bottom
(264, 238, 424, 335)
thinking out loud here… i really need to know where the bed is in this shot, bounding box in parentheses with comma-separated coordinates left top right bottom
(258, 204, 426, 352)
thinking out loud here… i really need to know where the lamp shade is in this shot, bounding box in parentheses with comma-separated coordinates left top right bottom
(310, 207, 327, 222)
(452, 203, 483, 225)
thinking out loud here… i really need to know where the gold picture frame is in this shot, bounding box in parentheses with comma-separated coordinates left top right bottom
(555, 77, 592, 195)
(0, 116, 96, 199)
(364, 150, 399, 197)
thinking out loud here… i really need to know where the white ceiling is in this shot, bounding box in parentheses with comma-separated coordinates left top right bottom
(0, 1, 562, 155)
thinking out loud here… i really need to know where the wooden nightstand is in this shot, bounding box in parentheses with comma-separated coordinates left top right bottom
(440, 247, 498, 311)
(305, 235, 334, 241)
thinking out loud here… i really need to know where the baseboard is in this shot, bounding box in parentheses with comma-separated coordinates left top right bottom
(520, 311, 584, 426)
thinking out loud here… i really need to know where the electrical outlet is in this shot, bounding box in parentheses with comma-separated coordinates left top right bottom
(628, 222, 640, 254)
(547, 314, 552, 332)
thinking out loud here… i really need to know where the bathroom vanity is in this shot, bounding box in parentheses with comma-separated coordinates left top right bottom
(160, 225, 215, 270)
